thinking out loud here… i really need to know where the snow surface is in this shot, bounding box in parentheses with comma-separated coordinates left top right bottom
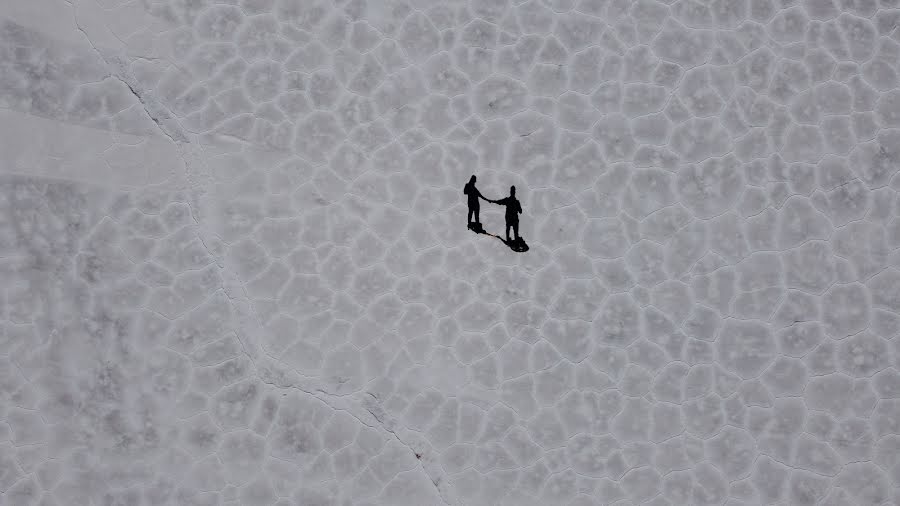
(2, 0, 900, 504)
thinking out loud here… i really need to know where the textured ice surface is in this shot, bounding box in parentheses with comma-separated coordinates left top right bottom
(2, 0, 900, 504)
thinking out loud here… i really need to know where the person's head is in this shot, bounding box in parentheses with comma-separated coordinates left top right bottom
(470, 175, 476, 184)
(510, 185, 516, 196)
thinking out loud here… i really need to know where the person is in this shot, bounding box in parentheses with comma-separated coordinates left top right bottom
(463, 175, 489, 229)
(491, 186, 523, 243)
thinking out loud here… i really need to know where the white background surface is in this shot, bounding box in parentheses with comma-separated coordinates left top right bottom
(2, 0, 900, 504)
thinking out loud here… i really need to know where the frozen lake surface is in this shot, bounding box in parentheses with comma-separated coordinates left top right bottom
(2, 0, 900, 504)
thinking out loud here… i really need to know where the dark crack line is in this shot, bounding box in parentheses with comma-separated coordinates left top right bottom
(361, 402, 451, 506)
(71, 7, 185, 146)
(116, 78, 183, 145)
(259, 376, 452, 506)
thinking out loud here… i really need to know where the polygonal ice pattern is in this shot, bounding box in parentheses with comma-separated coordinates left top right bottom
(2, 0, 900, 504)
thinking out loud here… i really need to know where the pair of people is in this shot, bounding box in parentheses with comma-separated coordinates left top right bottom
(464, 175, 522, 243)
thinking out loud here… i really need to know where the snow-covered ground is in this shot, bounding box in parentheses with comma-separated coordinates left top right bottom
(2, 0, 900, 504)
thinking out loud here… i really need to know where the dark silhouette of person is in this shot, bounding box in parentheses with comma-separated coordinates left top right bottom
(491, 186, 523, 243)
(463, 175, 489, 229)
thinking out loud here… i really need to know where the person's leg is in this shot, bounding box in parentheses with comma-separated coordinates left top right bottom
(474, 204, 480, 224)
(468, 207, 474, 224)
(505, 222, 511, 242)
(513, 221, 519, 241)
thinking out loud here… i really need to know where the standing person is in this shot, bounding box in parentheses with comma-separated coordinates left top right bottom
(463, 175, 489, 230)
(492, 186, 523, 243)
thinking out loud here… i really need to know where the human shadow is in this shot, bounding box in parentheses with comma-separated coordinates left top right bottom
(467, 222, 529, 252)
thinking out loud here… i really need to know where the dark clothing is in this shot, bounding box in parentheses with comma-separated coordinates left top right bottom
(494, 195, 522, 242)
(468, 206, 480, 225)
(464, 182, 484, 207)
(464, 182, 485, 224)
(494, 196, 522, 223)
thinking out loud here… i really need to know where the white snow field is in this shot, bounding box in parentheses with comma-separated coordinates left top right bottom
(2, 0, 900, 504)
